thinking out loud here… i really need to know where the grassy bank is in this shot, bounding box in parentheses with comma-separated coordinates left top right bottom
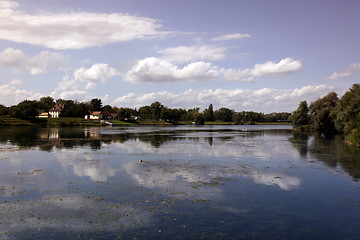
(0, 116, 133, 126)
(0, 116, 292, 127)
(0, 116, 35, 126)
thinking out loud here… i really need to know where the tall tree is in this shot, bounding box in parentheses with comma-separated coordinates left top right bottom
(0, 104, 8, 115)
(292, 101, 310, 127)
(194, 112, 205, 125)
(331, 84, 360, 132)
(38, 96, 55, 111)
(139, 106, 152, 120)
(90, 98, 103, 111)
(203, 104, 214, 121)
(309, 92, 338, 131)
(150, 101, 163, 120)
(103, 105, 114, 113)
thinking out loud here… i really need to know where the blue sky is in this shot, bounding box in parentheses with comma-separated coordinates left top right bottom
(0, 0, 359, 113)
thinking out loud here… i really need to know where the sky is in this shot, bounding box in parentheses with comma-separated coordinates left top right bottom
(0, 0, 359, 113)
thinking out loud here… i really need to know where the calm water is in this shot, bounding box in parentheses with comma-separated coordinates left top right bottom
(0, 125, 360, 239)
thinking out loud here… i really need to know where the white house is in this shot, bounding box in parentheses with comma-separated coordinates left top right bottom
(89, 111, 103, 120)
(49, 104, 64, 118)
(85, 111, 114, 120)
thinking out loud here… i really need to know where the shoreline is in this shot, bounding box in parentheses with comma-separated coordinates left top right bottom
(0, 116, 291, 127)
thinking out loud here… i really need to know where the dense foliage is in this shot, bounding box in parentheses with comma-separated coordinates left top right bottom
(1, 97, 291, 125)
(292, 84, 360, 145)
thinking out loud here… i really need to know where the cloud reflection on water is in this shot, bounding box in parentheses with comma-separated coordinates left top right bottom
(123, 159, 301, 192)
(55, 149, 117, 182)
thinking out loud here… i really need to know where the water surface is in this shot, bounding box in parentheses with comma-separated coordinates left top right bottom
(0, 125, 359, 239)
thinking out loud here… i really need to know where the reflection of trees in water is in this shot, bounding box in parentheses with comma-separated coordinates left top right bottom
(0, 127, 292, 151)
(0, 127, 101, 151)
(288, 132, 309, 158)
(0, 127, 40, 149)
(289, 132, 360, 180)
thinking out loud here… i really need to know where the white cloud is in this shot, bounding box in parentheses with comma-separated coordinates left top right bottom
(0, 3, 170, 49)
(0, 0, 19, 9)
(55, 74, 77, 91)
(125, 57, 219, 83)
(0, 84, 41, 105)
(112, 85, 334, 113)
(57, 89, 87, 100)
(74, 63, 118, 83)
(9, 78, 22, 85)
(327, 63, 360, 80)
(50, 74, 87, 101)
(251, 58, 303, 77)
(212, 33, 251, 41)
(125, 57, 302, 83)
(0, 48, 64, 74)
(157, 44, 227, 64)
(85, 82, 96, 90)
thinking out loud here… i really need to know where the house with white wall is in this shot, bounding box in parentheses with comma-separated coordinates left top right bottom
(49, 104, 64, 118)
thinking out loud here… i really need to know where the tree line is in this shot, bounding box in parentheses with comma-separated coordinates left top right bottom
(0, 97, 291, 124)
(291, 84, 360, 145)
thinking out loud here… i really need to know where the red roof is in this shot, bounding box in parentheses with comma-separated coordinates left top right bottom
(50, 104, 64, 111)
(91, 111, 102, 116)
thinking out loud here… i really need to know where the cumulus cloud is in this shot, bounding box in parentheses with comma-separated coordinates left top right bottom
(50, 74, 87, 101)
(157, 44, 227, 64)
(212, 33, 251, 41)
(327, 63, 360, 80)
(125, 57, 219, 83)
(0, 48, 64, 74)
(0, 84, 42, 105)
(0, 1, 170, 49)
(57, 89, 87, 100)
(125, 57, 302, 83)
(74, 63, 118, 83)
(250, 58, 303, 77)
(0, 0, 19, 9)
(112, 85, 334, 113)
(9, 78, 22, 85)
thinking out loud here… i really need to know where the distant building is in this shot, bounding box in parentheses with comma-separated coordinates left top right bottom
(38, 112, 50, 118)
(49, 104, 64, 118)
(85, 111, 115, 120)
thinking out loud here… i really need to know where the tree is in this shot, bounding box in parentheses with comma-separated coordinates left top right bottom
(185, 108, 200, 121)
(103, 105, 113, 113)
(161, 107, 182, 122)
(0, 104, 9, 115)
(90, 98, 103, 111)
(9, 100, 38, 118)
(139, 106, 152, 120)
(38, 96, 55, 111)
(292, 101, 310, 127)
(331, 84, 360, 132)
(194, 112, 205, 125)
(309, 91, 338, 131)
(203, 104, 214, 121)
(214, 108, 234, 122)
(59, 100, 87, 118)
(117, 108, 136, 120)
(150, 101, 163, 120)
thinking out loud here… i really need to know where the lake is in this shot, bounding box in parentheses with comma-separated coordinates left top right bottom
(0, 125, 359, 239)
